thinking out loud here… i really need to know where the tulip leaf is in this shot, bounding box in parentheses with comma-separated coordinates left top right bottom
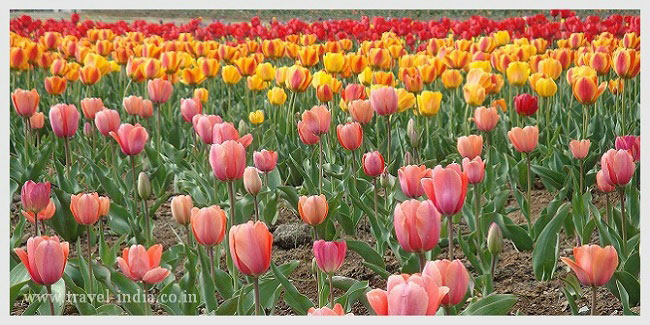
(460, 294, 517, 315)
(197, 246, 218, 314)
(271, 263, 314, 315)
(532, 202, 570, 281)
(10, 263, 31, 311)
(62, 273, 97, 315)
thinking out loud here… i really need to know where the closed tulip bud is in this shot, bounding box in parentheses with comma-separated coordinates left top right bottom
(336, 122, 363, 151)
(253, 149, 278, 173)
(421, 164, 469, 216)
(243, 167, 262, 196)
(117, 244, 170, 284)
(462, 156, 485, 184)
(398, 165, 432, 198)
(348, 99, 374, 125)
(366, 273, 449, 315)
(110, 123, 148, 156)
(147, 78, 173, 103)
(417, 91, 443, 116)
(49, 104, 79, 138)
(30, 112, 45, 129)
(14, 236, 69, 286)
(362, 151, 385, 177)
(298, 195, 328, 226)
(403, 151, 413, 166)
(394, 200, 441, 253)
(248, 110, 264, 125)
(569, 139, 591, 160)
(191, 205, 228, 247)
(508, 126, 539, 153)
(422, 259, 469, 306)
(229, 221, 273, 276)
(21, 181, 51, 213)
(137, 172, 151, 199)
(70, 192, 110, 225)
(370, 87, 398, 116)
(83, 122, 93, 136)
(514, 93, 538, 116)
(600, 149, 635, 187)
(457, 135, 483, 159)
(12, 88, 40, 117)
(560, 245, 618, 287)
(407, 118, 419, 148)
(313, 240, 347, 274)
(94, 109, 121, 136)
(487, 223, 503, 255)
(615, 135, 640, 162)
(267, 87, 287, 106)
(171, 195, 193, 225)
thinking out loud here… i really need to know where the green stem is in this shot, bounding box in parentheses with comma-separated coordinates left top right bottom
(474, 183, 481, 241)
(619, 187, 626, 252)
(447, 216, 454, 260)
(591, 286, 597, 316)
(87, 225, 93, 294)
(46, 285, 55, 315)
(328, 273, 334, 307)
(254, 276, 261, 315)
(319, 138, 323, 194)
(526, 153, 532, 235)
(253, 195, 259, 222)
(227, 181, 239, 292)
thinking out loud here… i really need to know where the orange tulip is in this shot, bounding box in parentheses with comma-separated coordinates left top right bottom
(472, 106, 499, 132)
(508, 126, 539, 153)
(70, 192, 110, 225)
(44, 76, 67, 95)
(572, 76, 606, 105)
(285, 65, 312, 92)
(12, 88, 39, 117)
(298, 195, 328, 226)
(560, 245, 618, 287)
(229, 220, 273, 276)
(348, 99, 374, 125)
(190, 205, 228, 247)
(612, 48, 640, 79)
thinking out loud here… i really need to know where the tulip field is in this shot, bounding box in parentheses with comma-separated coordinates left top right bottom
(9, 10, 641, 316)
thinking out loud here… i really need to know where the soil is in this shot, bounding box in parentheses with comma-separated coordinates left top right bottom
(9, 181, 639, 316)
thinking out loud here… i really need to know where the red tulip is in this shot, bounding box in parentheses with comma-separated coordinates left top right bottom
(336, 122, 363, 151)
(12, 88, 39, 117)
(394, 199, 441, 253)
(370, 86, 398, 116)
(229, 220, 273, 276)
(362, 151, 385, 177)
(253, 149, 278, 173)
(190, 205, 228, 246)
(180, 97, 202, 123)
(14, 236, 69, 285)
(147, 78, 173, 103)
(600, 149, 635, 187)
(456, 134, 483, 159)
(49, 104, 79, 138)
(422, 259, 470, 306)
(569, 139, 591, 160)
(514, 93, 538, 116)
(94, 109, 121, 136)
(615, 135, 640, 162)
(110, 123, 149, 156)
(507, 126, 539, 153)
(298, 195, 328, 226)
(560, 245, 618, 287)
(21, 180, 51, 213)
(462, 156, 485, 184)
(421, 164, 468, 216)
(366, 273, 449, 315)
(398, 165, 432, 198)
(80, 98, 105, 120)
(313, 240, 347, 274)
(209, 140, 246, 181)
(117, 244, 171, 284)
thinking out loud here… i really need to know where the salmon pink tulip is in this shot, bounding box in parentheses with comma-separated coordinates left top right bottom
(457, 135, 483, 159)
(14, 236, 69, 285)
(117, 244, 171, 284)
(366, 273, 449, 315)
(22, 199, 56, 224)
(110, 123, 149, 156)
(336, 122, 363, 151)
(298, 195, 328, 226)
(348, 99, 374, 124)
(229, 221, 273, 276)
(70, 192, 110, 225)
(560, 245, 618, 287)
(12, 88, 40, 117)
(398, 165, 432, 198)
(147, 78, 173, 103)
(209, 140, 246, 181)
(49, 104, 79, 138)
(212, 122, 253, 148)
(422, 259, 470, 306)
(192, 114, 223, 144)
(190, 205, 228, 247)
(394, 199, 441, 253)
(180, 97, 202, 123)
(615, 135, 640, 162)
(473, 106, 499, 132)
(253, 149, 278, 173)
(507, 126, 539, 153)
(243, 167, 262, 196)
(569, 139, 591, 160)
(362, 151, 385, 177)
(370, 86, 398, 116)
(308, 303, 350, 316)
(313, 240, 347, 274)
(600, 149, 635, 187)
(171, 195, 193, 225)
(94, 109, 121, 136)
(21, 180, 51, 213)
(80, 98, 105, 120)
(462, 157, 485, 184)
(421, 164, 468, 216)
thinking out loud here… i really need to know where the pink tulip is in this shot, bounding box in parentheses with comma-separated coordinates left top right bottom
(243, 166, 262, 196)
(473, 106, 499, 132)
(421, 164, 469, 216)
(190, 205, 228, 247)
(301, 105, 331, 135)
(123, 96, 144, 116)
(212, 122, 253, 147)
(462, 157, 485, 184)
(507, 125, 539, 153)
(336, 122, 363, 151)
(171, 195, 193, 225)
(298, 119, 320, 145)
(560, 245, 618, 287)
(140, 100, 153, 118)
(22, 199, 56, 224)
(209, 140, 246, 181)
(362, 151, 385, 177)
(80, 98, 105, 120)
(192, 114, 223, 144)
(615, 135, 640, 162)
(12, 88, 40, 117)
(307, 303, 350, 316)
(370, 86, 398, 116)
(94, 109, 121, 136)
(229, 221, 273, 276)
(457, 135, 483, 159)
(180, 97, 202, 123)
(398, 165, 432, 198)
(109, 123, 149, 156)
(117, 244, 171, 284)
(147, 78, 173, 103)
(49, 103, 79, 138)
(569, 139, 591, 160)
(366, 273, 449, 315)
(298, 195, 329, 226)
(70, 192, 110, 225)
(422, 259, 470, 306)
(394, 199, 441, 253)
(313, 240, 347, 274)
(253, 149, 278, 173)
(21, 180, 51, 213)
(348, 99, 374, 124)
(596, 170, 615, 193)
(14, 236, 69, 285)
(83, 122, 94, 136)
(600, 149, 635, 187)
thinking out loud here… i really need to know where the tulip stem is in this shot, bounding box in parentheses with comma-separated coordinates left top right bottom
(63, 136, 71, 177)
(208, 245, 215, 280)
(328, 273, 334, 307)
(386, 116, 391, 171)
(474, 183, 481, 242)
(87, 225, 94, 294)
(227, 181, 239, 292)
(490, 254, 498, 285)
(591, 285, 597, 316)
(254, 276, 261, 315)
(604, 193, 610, 224)
(253, 195, 259, 222)
(418, 253, 427, 273)
(319, 138, 323, 194)
(23, 117, 30, 165)
(185, 223, 192, 247)
(525, 153, 532, 235)
(619, 187, 627, 253)
(447, 216, 454, 260)
(156, 104, 162, 149)
(46, 284, 55, 315)
(579, 159, 584, 194)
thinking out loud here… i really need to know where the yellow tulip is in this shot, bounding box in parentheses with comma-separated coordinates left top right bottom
(247, 75, 268, 91)
(493, 30, 511, 46)
(463, 83, 486, 106)
(255, 62, 276, 81)
(506, 61, 530, 86)
(534, 77, 557, 97)
(267, 87, 287, 106)
(537, 58, 562, 80)
(323, 52, 346, 74)
(441, 69, 463, 89)
(194, 88, 209, 103)
(417, 91, 443, 116)
(357, 66, 373, 85)
(248, 110, 265, 125)
(396, 88, 416, 112)
(467, 60, 492, 73)
(222, 65, 242, 85)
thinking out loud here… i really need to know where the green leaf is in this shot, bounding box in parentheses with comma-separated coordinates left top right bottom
(197, 246, 218, 313)
(110, 271, 150, 315)
(460, 294, 517, 315)
(10, 263, 31, 310)
(271, 263, 314, 315)
(532, 203, 570, 281)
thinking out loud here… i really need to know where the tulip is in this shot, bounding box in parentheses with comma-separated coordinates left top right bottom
(572, 76, 606, 105)
(298, 195, 328, 226)
(366, 273, 449, 315)
(137, 172, 151, 200)
(362, 151, 385, 178)
(514, 93, 538, 116)
(70, 192, 110, 226)
(506, 61, 530, 86)
(244, 166, 262, 197)
(212, 122, 253, 147)
(194, 88, 209, 103)
(398, 165, 432, 198)
(267, 87, 287, 106)
(192, 114, 222, 144)
(30, 112, 45, 129)
(533, 77, 557, 97)
(537, 58, 562, 80)
(301, 105, 331, 135)
(209, 140, 246, 182)
(79, 65, 101, 85)
(407, 118, 419, 148)
(171, 195, 193, 226)
(441, 69, 463, 89)
(117, 244, 171, 284)
(417, 91, 443, 116)
(569, 139, 591, 160)
(222, 65, 242, 84)
(307, 304, 349, 316)
(348, 99, 374, 124)
(457, 135, 483, 159)
(487, 223, 503, 255)
(612, 48, 640, 79)
(80, 98, 104, 120)
(600, 149, 635, 187)
(560, 245, 618, 315)
(394, 200, 441, 257)
(370, 86, 398, 116)
(462, 83, 486, 106)
(44, 76, 67, 95)
(473, 106, 499, 132)
(615, 135, 640, 162)
(316, 83, 334, 103)
(191, 205, 228, 247)
(508, 126, 539, 153)
(12, 88, 39, 117)
(94, 109, 121, 136)
(21, 180, 51, 214)
(110, 123, 148, 156)
(248, 110, 264, 125)
(255, 62, 276, 81)
(336, 122, 363, 151)
(285, 65, 312, 92)
(147, 78, 173, 104)
(298, 120, 320, 145)
(49, 103, 79, 138)
(462, 157, 485, 184)
(22, 199, 56, 226)
(340, 84, 367, 110)
(608, 79, 625, 96)
(313, 240, 347, 274)
(422, 259, 469, 307)
(180, 97, 203, 123)
(253, 149, 278, 173)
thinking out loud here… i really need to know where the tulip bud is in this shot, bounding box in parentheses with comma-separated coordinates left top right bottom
(83, 122, 94, 137)
(407, 118, 419, 148)
(238, 119, 249, 135)
(487, 223, 503, 255)
(311, 257, 319, 277)
(137, 172, 151, 199)
(404, 151, 413, 166)
(243, 166, 262, 196)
